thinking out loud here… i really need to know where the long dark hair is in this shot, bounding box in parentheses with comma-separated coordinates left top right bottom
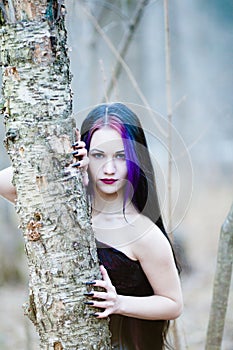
(81, 103, 167, 232)
(81, 102, 178, 349)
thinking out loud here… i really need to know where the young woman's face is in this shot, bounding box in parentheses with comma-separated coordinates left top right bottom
(88, 126, 128, 198)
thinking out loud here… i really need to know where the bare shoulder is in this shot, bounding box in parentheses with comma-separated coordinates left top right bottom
(132, 215, 173, 263)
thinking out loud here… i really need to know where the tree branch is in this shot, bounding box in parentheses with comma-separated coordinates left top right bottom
(81, 2, 167, 137)
(164, 0, 173, 236)
(105, 0, 150, 100)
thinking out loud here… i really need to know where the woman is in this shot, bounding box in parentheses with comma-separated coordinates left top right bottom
(75, 103, 182, 349)
(0, 102, 182, 349)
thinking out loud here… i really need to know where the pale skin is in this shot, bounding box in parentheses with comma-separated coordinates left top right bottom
(0, 126, 183, 321)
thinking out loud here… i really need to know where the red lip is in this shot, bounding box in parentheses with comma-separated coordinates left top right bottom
(101, 179, 117, 185)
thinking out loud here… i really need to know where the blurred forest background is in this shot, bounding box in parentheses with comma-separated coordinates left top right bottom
(0, 0, 232, 349)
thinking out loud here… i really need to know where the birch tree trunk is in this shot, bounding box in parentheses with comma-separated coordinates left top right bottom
(205, 202, 233, 350)
(0, 1, 111, 349)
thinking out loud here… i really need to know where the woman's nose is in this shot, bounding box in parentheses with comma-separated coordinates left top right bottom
(103, 159, 116, 174)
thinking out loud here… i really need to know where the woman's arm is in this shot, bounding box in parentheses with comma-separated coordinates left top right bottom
(0, 167, 17, 203)
(116, 227, 183, 320)
(84, 226, 183, 321)
(0, 132, 88, 204)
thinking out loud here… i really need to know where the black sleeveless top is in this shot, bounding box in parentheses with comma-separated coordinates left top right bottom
(97, 241, 167, 350)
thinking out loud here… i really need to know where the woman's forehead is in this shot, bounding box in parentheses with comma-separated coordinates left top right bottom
(90, 127, 124, 150)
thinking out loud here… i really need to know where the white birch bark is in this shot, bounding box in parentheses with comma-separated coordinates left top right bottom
(205, 202, 233, 350)
(0, 1, 111, 349)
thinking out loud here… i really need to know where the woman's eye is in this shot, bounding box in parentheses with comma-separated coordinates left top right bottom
(93, 153, 104, 159)
(115, 153, 125, 160)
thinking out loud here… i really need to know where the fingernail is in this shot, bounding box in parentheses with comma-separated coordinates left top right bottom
(84, 301, 94, 305)
(72, 150, 79, 155)
(85, 281, 96, 285)
(84, 292, 94, 296)
(72, 142, 79, 147)
(72, 162, 80, 167)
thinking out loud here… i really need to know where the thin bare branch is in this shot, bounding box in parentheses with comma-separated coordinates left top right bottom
(105, 0, 150, 99)
(84, 0, 130, 22)
(173, 95, 187, 113)
(99, 59, 108, 103)
(111, 66, 120, 101)
(164, 0, 173, 237)
(81, 2, 167, 137)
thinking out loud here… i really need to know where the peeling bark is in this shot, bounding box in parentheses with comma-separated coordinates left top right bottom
(0, 1, 111, 349)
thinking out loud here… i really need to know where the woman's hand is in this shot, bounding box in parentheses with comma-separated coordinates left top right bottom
(66, 129, 89, 186)
(84, 265, 120, 318)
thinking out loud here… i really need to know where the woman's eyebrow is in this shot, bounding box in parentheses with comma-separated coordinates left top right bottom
(89, 148, 104, 154)
(115, 150, 125, 154)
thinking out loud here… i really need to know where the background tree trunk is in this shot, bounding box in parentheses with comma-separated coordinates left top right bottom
(0, 1, 111, 349)
(205, 202, 233, 350)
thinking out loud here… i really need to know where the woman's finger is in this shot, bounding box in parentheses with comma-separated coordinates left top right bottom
(72, 140, 86, 150)
(90, 279, 107, 290)
(88, 300, 113, 309)
(93, 310, 110, 319)
(75, 128, 81, 143)
(100, 265, 112, 285)
(72, 157, 89, 169)
(85, 290, 108, 300)
(72, 148, 87, 159)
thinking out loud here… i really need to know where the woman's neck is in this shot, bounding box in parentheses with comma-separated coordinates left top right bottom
(92, 198, 124, 216)
(92, 191, 135, 217)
